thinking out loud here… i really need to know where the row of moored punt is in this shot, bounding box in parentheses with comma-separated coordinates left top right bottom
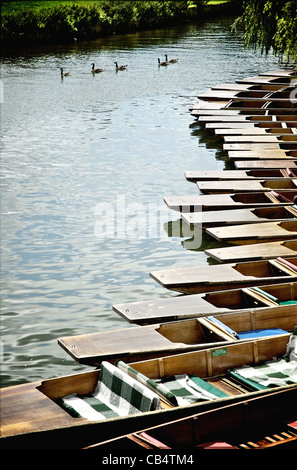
(1, 69, 297, 450)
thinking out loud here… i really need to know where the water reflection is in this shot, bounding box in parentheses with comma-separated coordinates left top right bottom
(1, 17, 283, 386)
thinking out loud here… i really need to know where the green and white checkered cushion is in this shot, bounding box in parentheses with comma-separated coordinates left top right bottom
(231, 360, 297, 389)
(230, 325, 297, 389)
(159, 374, 220, 406)
(59, 361, 161, 421)
(116, 360, 179, 406)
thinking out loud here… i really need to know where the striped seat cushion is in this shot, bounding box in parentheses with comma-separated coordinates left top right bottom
(229, 359, 297, 389)
(58, 361, 161, 421)
(116, 361, 227, 406)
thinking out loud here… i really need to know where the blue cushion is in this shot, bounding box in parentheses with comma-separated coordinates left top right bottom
(237, 328, 287, 340)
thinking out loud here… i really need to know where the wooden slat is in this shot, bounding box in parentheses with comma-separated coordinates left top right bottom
(205, 240, 297, 263)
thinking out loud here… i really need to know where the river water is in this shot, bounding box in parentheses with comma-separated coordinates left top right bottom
(1, 15, 283, 387)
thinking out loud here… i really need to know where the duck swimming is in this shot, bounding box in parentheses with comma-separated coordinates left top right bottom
(114, 62, 127, 70)
(165, 54, 178, 63)
(60, 68, 70, 77)
(91, 63, 104, 73)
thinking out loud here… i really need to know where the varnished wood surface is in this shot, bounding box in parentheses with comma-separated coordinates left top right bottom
(197, 178, 297, 194)
(149, 257, 297, 294)
(185, 169, 297, 182)
(58, 307, 297, 365)
(206, 240, 297, 263)
(206, 220, 297, 245)
(112, 281, 297, 324)
(234, 160, 297, 169)
(164, 191, 297, 212)
(182, 205, 297, 227)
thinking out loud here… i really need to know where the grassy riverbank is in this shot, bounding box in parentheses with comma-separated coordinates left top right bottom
(1, 0, 242, 48)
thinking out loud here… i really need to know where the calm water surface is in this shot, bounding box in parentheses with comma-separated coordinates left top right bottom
(1, 16, 283, 386)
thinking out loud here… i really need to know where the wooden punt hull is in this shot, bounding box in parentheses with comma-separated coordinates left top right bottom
(236, 75, 294, 85)
(196, 112, 297, 121)
(206, 122, 297, 130)
(259, 70, 296, 78)
(228, 150, 297, 160)
(92, 387, 297, 450)
(58, 308, 297, 366)
(224, 144, 297, 151)
(205, 240, 297, 263)
(1, 336, 294, 449)
(216, 128, 297, 136)
(150, 257, 297, 294)
(164, 191, 297, 212)
(206, 221, 297, 245)
(211, 82, 294, 92)
(192, 100, 297, 113)
(112, 282, 297, 325)
(224, 135, 297, 143)
(182, 205, 297, 227)
(185, 169, 297, 182)
(197, 88, 295, 102)
(197, 178, 297, 194)
(235, 160, 297, 170)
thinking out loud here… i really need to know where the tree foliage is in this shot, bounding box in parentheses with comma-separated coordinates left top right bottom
(233, 0, 297, 61)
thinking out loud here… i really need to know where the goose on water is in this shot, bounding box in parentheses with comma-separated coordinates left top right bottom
(165, 54, 178, 63)
(114, 61, 127, 70)
(91, 63, 104, 73)
(158, 58, 168, 66)
(60, 68, 70, 77)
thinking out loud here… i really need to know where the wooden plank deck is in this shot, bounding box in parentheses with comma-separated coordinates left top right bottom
(164, 191, 297, 212)
(234, 160, 297, 169)
(228, 150, 297, 160)
(196, 178, 297, 194)
(182, 206, 297, 227)
(205, 240, 297, 263)
(185, 169, 297, 182)
(206, 221, 297, 245)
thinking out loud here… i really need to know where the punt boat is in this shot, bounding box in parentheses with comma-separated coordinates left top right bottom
(259, 70, 296, 78)
(211, 82, 295, 92)
(112, 282, 297, 325)
(196, 113, 297, 121)
(164, 191, 297, 212)
(182, 205, 297, 227)
(234, 160, 297, 170)
(206, 122, 297, 130)
(197, 87, 296, 102)
(58, 309, 297, 366)
(191, 99, 297, 113)
(150, 257, 297, 294)
(206, 220, 297, 245)
(223, 135, 297, 143)
(90, 387, 297, 450)
(185, 168, 297, 182)
(1, 335, 295, 449)
(228, 150, 297, 160)
(236, 74, 295, 85)
(224, 144, 297, 152)
(215, 127, 297, 135)
(205, 240, 297, 263)
(196, 178, 297, 194)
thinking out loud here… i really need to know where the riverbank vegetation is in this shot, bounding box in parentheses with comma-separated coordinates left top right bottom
(1, 0, 239, 48)
(233, 0, 297, 62)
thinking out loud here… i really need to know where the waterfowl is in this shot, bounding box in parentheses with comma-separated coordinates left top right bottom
(114, 62, 127, 70)
(91, 63, 104, 73)
(158, 58, 168, 66)
(60, 68, 70, 77)
(165, 54, 178, 63)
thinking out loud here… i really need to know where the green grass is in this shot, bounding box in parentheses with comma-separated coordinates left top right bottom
(1, 1, 101, 14)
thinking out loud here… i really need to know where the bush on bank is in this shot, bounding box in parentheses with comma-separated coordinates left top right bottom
(1, 1, 204, 47)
